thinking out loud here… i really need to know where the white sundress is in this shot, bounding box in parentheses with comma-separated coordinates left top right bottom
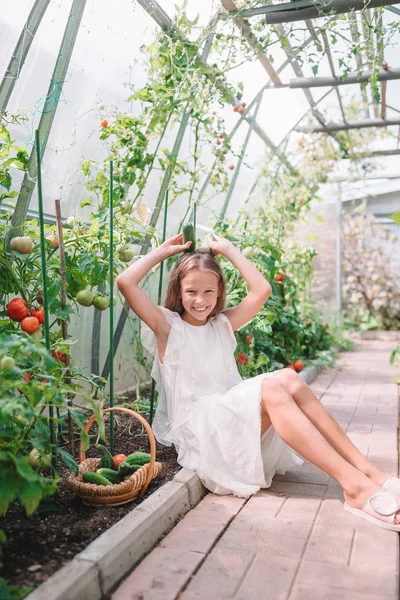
(141, 308, 303, 498)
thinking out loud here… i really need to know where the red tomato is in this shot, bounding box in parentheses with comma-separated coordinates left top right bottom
(31, 307, 44, 324)
(100, 119, 108, 128)
(294, 359, 304, 372)
(21, 316, 40, 334)
(23, 373, 32, 382)
(322, 322, 328, 328)
(7, 298, 29, 322)
(238, 107, 245, 114)
(113, 454, 127, 469)
(275, 273, 285, 282)
(52, 350, 67, 363)
(237, 352, 247, 366)
(216, 139, 221, 145)
(218, 134, 224, 139)
(241, 102, 247, 108)
(245, 334, 253, 344)
(228, 164, 234, 170)
(233, 106, 239, 112)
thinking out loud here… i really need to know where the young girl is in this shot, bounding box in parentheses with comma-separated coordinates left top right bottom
(116, 232, 400, 531)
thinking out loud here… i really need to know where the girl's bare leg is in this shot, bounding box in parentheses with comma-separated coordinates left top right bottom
(260, 376, 399, 520)
(272, 369, 388, 487)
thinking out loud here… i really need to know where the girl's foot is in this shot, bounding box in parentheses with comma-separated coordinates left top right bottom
(344, 479, 400, 527)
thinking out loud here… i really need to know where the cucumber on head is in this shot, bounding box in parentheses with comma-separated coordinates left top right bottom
(182, 223, 196, 252)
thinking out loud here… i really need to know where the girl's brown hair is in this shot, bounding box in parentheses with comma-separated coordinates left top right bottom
(164, 249, 226, 316)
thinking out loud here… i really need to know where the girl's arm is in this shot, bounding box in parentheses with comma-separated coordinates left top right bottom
(208, 234, 272, 332)
(116, 233, 191, 338)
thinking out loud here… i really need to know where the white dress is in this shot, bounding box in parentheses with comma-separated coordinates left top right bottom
(141, 308, 303, 498)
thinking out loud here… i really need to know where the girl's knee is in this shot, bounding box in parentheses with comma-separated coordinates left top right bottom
(275, 367, 303, 394)
(261, 376, 287, 410)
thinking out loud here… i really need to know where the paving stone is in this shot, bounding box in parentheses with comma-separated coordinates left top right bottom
(267, 480, 327, 498)
(296, 559, 398, 597)
(160, 493, 245, 553)
(218, 517, 311, 557)
(290, 584, 397, 600)
(180, 546, 255, 599)
(111, 546, 203, 600)
(235, 553, 300, 600)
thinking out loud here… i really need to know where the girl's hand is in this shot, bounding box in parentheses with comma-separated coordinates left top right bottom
(160, 233, 192, 257)
(206, 233, 235, 257)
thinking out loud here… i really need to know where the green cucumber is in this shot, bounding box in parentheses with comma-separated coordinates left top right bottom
(118, 461, 142, 477)
(182, 223, 196, 252)
(83, 471, 113, 486)
(96, 468, 122, 484)
(124, 452, 151, 466)
(97, 444, 114, 469)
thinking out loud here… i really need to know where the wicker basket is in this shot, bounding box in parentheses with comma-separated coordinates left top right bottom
(67, 407, 162, 506)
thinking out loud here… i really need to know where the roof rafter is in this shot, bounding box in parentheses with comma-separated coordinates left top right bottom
(296, 117, 400, 132)
(218, 0, 400, 23)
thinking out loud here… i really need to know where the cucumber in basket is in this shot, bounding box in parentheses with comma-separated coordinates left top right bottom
(96, 468, 122, 484)
(83, 471, 113, 486)
(124, 452, 151, 466)
(97, 444, 114, 469)
(118, 461, 143, 477)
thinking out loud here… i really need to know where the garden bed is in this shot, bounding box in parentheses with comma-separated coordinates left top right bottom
(0, 411, 180, 595)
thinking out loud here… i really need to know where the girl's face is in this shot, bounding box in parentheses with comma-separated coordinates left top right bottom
(180, 268, 220, 325)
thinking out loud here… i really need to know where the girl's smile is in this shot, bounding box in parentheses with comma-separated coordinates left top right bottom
(180, 269, 219, 325)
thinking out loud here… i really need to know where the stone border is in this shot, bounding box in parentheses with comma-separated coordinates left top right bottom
(26, 365, 320, 600)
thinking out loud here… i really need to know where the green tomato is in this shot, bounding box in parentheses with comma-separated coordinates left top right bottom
(118, 249, 134, 262)
(28, 448, 52, 470)
(120, 201, 131, 215)
(93, 290, 103, 299)
(76, 289, 94, 307)
(112, 295, 117, 306)
(1, 356, 15, 370)
(93, 296, 110, 311)
(243, 247, 254, 259)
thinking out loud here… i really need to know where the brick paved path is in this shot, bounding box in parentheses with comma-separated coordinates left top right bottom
(112, 341, 399, 600)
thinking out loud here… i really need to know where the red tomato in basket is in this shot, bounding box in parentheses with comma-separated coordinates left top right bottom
(113, 454, 127, 470)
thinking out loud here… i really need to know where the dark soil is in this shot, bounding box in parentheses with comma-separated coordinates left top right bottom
(0, 409, 180, 596)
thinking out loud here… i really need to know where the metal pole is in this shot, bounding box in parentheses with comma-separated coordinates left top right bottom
(109, 161, 115, 453)
(295, 118, 400, 133)
(149, 190, 169, 424)
(0, 0, 50, 112)
(218, 0, 400, 23)
(287, 66, 400, 89)
(35, 130, 55, 448)
(336, 184, 342, 327)
(8, 0, 87, 241)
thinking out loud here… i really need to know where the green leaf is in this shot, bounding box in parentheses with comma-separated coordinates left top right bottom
(55, 447, 79, 475)
(388, 210, 400, 226)
(80, 198, 92, 208)
(18, 479, 42, 516)
(0, 471, 17, 514)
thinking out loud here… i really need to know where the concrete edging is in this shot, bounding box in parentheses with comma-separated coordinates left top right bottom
(25, 365, 321, 600)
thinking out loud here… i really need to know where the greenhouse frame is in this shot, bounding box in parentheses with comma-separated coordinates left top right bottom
(0, 1, 399, 598)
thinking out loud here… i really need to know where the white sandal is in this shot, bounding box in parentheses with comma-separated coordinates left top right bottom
(381, 475, 400, 495)
(344, 489, 400, 532)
